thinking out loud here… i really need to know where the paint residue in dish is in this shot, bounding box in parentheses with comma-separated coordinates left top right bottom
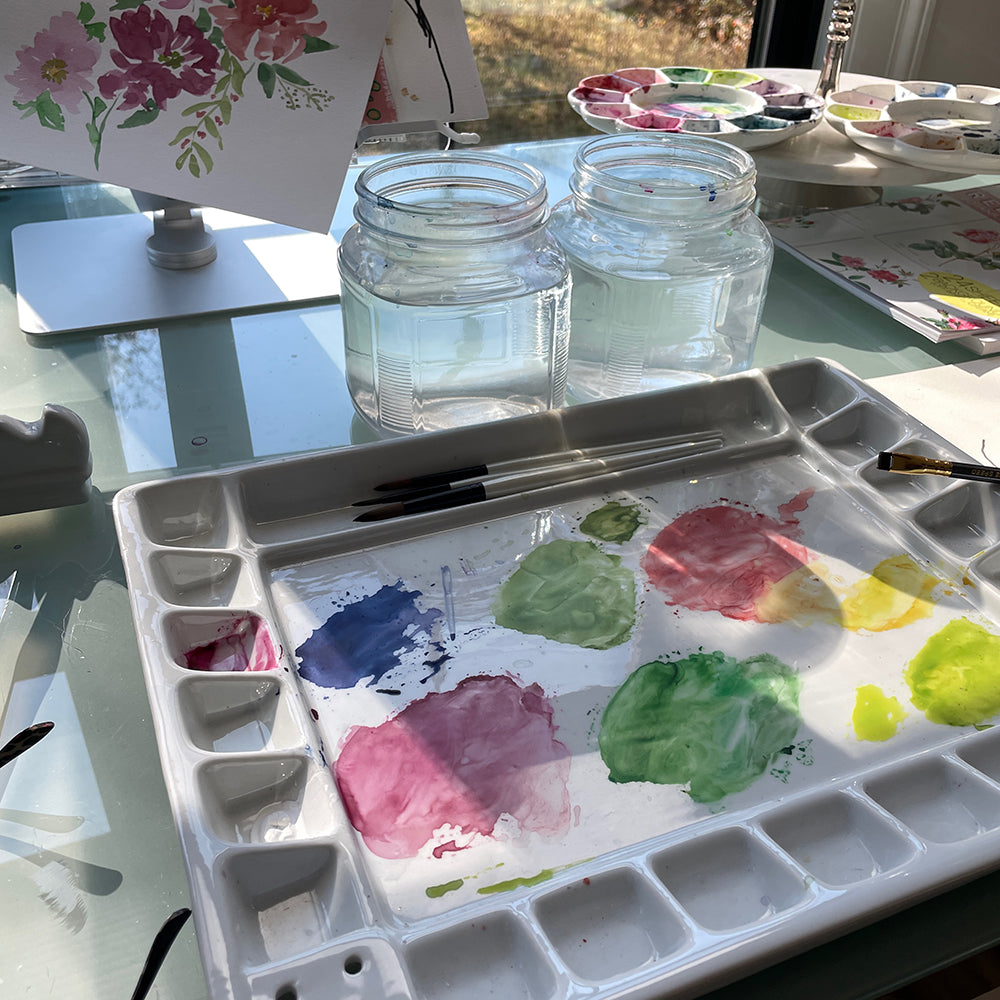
(334, 675, 571, 859)
(493, 539, 636, 649)
(599, 650, 801, 803)
(841, 554, 937, 633)
(184, 615, 280, 672)
(641, 492, 816, 623)
(295, 581, 441, 689)
(580, 501, 644, 543)
(905, 618, 1000, 726)
(852, 684, 907, 741)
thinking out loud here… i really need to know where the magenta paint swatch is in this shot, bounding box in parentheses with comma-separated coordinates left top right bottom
(183, 615, 280, 672)
(641, 490, 815, 622)
(334, 675, 572, 859)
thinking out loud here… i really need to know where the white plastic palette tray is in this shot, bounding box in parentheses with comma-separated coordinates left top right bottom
(113, 358, 1000, 1000)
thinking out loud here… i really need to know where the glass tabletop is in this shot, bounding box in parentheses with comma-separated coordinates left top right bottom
(0, 140, 995, 1000)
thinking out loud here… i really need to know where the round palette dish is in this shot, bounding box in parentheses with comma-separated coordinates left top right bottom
(568, 66, 823, 150)
(826, 78, 1000, 136)
(843, 92, 1000, 173)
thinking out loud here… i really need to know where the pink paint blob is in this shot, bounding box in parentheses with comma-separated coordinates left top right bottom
(183, 616, 280, 672)
(641, 492, 814, 621)
(334, 675, 572, 860)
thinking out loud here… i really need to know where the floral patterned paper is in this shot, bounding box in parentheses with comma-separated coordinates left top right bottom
(768, 185, 1000, 346)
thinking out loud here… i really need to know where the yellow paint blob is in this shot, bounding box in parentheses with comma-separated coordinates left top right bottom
(919, 272, 1000, 322)
(852, 684, 907, 741)
(841, 554, 937, 632)
(755, 563, 840, 626)
(905, 618, 1000, 726)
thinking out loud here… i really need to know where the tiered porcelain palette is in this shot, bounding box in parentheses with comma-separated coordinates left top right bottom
(115, 358, 1000, 1000)
(568, 66, 823, 149)
(826, 79, 1000, 173)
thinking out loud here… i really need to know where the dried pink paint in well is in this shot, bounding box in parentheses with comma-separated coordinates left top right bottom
(334, 675, 572, 860)
(183, 616, 280, 672)
(641, 490, 814, 622)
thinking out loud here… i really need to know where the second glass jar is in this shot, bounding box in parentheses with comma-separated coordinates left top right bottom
(338, 151, 571, 437)
(548, 133, 773, 402)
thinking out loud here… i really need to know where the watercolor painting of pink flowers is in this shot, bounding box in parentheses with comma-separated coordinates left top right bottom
(6, 0, 338, 176)
(816, 249, 914, 291)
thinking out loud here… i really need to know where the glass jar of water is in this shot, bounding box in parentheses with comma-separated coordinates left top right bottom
(548, 133, 773, 402)
(338, 151, 571, 436)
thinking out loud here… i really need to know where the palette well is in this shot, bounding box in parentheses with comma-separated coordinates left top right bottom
(114, 358, 1000, 1000)
(835, 80, 1000, 173)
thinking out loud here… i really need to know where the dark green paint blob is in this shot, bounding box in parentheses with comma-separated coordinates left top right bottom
(493, 539, 636, 649)
(599, 650, 801, 803)
(580, 501, 644, 544)
(425, 879, 464, 898)
(905, 617, 1000, 726)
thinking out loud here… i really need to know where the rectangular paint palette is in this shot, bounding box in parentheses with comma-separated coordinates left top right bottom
(113, 358, 1000, 1000)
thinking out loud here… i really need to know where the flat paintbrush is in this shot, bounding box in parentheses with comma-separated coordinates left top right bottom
(877, 451, 1000, 484)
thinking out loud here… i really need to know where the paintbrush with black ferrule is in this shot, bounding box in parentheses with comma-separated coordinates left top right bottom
(877, 451, 1000, 484)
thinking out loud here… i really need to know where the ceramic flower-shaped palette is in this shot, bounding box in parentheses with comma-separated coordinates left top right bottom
(568, 66, 824, 150)
(836, 83, 1000, 174)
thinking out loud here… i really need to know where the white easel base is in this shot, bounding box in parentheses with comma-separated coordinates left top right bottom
(13, 209, 341, 335)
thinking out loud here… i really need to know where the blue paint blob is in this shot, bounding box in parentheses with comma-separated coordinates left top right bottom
(295, 581, 442, 689)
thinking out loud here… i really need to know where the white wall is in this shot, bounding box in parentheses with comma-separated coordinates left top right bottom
(841, 0, 999, 86)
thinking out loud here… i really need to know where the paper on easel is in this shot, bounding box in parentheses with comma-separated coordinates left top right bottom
(1, 0, 392, 232)
(360, 0, 487, 135)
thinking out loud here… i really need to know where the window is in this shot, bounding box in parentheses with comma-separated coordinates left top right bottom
(456, 0, 760, 146)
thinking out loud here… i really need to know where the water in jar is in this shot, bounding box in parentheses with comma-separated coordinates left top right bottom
(342, 276, 571, 436)
(563, 243, 772, 403)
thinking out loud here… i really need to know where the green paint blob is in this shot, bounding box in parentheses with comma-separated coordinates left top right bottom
(476, 869, 555, 895)
(852, 684, 906, 741)
(493, 539, 636, 649)
(425, 879, 464, 898)
(599, 650, 801, 803)
(580, 501, 644, 544)
(905, 617, 1000, 726)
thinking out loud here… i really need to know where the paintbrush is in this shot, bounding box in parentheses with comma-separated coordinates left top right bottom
(369, 430, 724, 493)
(354, 435, 723, 506)
(356, 436, 724, 522)
(0, 721, 54, 769)
(877, 451, 1000, 484)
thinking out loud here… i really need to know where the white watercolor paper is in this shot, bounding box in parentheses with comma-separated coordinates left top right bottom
(2, 0, 394, 232)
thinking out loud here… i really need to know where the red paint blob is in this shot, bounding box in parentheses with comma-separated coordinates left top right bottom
(334, 675, 572, 859)
(640, 492, 814, 622)
(183, 616, 280, 672)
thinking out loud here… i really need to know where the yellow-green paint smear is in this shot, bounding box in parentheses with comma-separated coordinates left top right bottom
(841, 554, 937, 632)
(493, 539, 636, 649)
(852, 684, 906, 741)
(905, 617, 1000, 726)
(425, 879, 464, 898)
(477, 869, 555, 895)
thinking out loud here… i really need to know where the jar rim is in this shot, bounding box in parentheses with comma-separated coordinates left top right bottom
(571, 133, 756, 210)
(354, 150, 550, 239)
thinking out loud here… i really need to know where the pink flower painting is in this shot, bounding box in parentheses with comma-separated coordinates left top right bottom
(7, 1, 339, 175)
(5, 11, 100, 114)
(957, 229, 1000, 245)
(209, 0, 328, 63)
(98, 7, 219, 110)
